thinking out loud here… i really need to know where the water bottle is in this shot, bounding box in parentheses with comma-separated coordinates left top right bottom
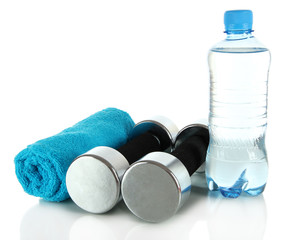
(205, 10, 271, 198)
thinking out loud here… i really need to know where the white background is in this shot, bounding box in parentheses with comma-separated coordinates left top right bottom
(1, 0, 289, 239)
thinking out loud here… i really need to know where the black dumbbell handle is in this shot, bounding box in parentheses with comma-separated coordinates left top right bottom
(171, 135, 208, 176)
(117, 132, 162, 165)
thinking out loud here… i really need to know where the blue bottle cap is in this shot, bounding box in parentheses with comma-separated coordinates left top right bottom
(224, 10, 253, 32)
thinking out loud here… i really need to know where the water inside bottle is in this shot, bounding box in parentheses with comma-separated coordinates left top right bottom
(206, 47, 270, 198)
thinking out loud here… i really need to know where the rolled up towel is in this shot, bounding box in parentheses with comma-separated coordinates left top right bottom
(15, 108, 135, 202)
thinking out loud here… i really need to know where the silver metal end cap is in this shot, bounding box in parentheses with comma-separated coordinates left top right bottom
(66, 147, 129, 213)
(121, 152, 191, 222)
(130, 116, 179, 151)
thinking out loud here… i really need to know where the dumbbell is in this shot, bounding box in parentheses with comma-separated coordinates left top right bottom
(121, 124, 209, 222)
(66, 116, 178, 214)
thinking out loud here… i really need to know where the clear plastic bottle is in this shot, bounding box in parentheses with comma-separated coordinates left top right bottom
(205, 10, 271, 198)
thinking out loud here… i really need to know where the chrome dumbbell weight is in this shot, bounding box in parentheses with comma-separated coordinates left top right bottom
(66, 116, 178, 213)
(121, 124, 209, 222)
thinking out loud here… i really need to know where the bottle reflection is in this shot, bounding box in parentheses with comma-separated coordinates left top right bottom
(206, 192, 267, 240)
(187, 172, 267, 240)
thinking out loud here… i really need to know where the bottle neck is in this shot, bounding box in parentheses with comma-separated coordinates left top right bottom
(225, 30, 253, 40)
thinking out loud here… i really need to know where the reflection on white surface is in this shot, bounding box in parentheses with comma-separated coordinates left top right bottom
(68, 202, 139, 240)
(206, 192, 267, 240)
(70, 216, 116, 240)
(187, 182, 267, 240)
(189, 221, 210, 240)
(20, 200, 82, 240)
(20, 177, 267, 240)
(20, 199, 139, 240)
(125, 214, 190, 240)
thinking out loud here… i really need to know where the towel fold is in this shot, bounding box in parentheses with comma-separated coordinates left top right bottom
(15, 108, 135, 202)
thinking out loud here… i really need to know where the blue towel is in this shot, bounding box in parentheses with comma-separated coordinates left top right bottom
(14, 108, 135, 202)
